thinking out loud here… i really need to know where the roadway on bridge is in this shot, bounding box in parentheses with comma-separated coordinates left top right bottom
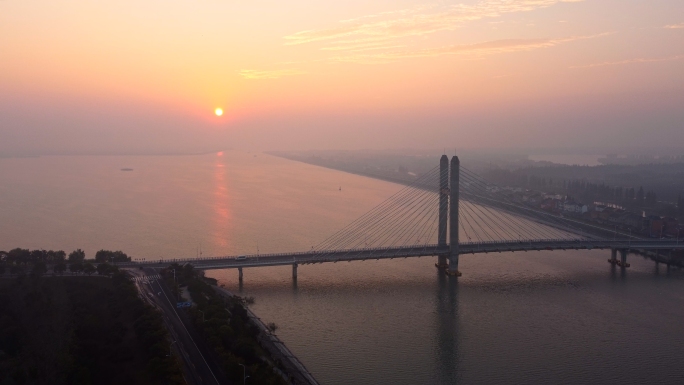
(120, 239, 684, 272)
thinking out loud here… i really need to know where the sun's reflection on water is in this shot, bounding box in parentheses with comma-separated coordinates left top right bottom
(212, 152, 232, 249)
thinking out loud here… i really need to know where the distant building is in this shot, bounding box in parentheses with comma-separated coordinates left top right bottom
(614, 212, 642, 229)
(645, 215, 664, 238)
(563, 201, 588, 214)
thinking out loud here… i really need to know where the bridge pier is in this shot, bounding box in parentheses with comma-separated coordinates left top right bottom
(292, 263, 298, 279)
(609, 249, 618, 265)
(619, 249, 630, 268)
(607, 248, 630, 268)
(238, 267, 243, 281)
(446, 156, 461, 277)
(436, 155, 450, 270)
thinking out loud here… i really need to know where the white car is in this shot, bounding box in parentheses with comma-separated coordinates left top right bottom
(236, 255, 247, 261)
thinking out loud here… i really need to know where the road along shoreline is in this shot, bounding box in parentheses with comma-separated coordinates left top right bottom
(213, 286, 320, 385)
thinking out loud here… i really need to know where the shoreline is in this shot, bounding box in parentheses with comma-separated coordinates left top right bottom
(212, 285, 320, 385)
(266, 152, 418, 188)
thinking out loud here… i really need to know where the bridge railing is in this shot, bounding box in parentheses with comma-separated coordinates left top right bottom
(118, 238, 681, 267)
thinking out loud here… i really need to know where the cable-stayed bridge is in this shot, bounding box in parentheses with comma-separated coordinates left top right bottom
(119, 156, 684, 278)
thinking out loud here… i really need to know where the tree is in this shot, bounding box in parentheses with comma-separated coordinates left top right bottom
(9, 248, 30, 265)
(95, 250, 131, 263)
(52, 250, 66, 262)
(53, 261, 67, 275)
(69, 249, 86, 263)
(69, 262, 83, 274)
(83, 262, 96, 276)
(97, 263, 113, 276)
(10, 264, 25, 276)
(30, 249, 47, 264)
(30, 261, 47, 279)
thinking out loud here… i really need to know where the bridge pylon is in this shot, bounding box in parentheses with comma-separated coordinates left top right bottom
(446, 156, 461, 277)
(436, 155, 450, 269)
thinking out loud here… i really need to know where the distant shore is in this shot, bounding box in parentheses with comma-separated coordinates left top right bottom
(267, 151, 419, 188)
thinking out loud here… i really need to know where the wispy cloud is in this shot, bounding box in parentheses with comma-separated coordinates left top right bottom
(569, 55, 684, 69)
(664, 23, 684, 29)
(329, 33, 609, 64)
(284, 0, 585, 48)
(239, 69, 306, 80)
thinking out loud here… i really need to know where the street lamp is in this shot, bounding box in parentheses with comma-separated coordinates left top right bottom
(238, 364, 249, 385)
(199, 310, 205, 322)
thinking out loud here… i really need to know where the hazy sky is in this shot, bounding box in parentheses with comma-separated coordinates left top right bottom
(1, 0, 683, 154)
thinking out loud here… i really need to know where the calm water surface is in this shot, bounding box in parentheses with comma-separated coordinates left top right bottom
(2, 152, 684, 384)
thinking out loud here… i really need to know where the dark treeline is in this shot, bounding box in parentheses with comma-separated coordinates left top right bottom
(162, 264, 287, 385)
(0, 269, 183, 385)
(0, 248, 130, 277)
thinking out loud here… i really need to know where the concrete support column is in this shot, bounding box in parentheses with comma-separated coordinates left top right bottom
(447, 156, 461, 277)
(437, 155, 449, 269)
(610, 249, 617, 264)
(619, 249, 628, 268)
(292, 263, 298, 279)
(238, 267, 243, 281)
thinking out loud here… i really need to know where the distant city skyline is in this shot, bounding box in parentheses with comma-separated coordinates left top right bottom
(1, 0, 683, 155)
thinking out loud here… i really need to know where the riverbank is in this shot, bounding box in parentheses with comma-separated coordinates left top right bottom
(267, 151, 418, 188)
(213, 285, 320, 385)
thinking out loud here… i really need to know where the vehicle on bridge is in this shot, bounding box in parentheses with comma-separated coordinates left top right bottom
(236, 255, 247, 261)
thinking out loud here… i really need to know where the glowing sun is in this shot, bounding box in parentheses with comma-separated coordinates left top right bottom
(214, 108, 223, 116)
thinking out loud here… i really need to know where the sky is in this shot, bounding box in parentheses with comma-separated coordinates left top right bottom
(1, 0, 683, 155)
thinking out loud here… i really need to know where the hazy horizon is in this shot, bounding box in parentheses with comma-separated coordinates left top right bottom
(2, 0, 683, 155)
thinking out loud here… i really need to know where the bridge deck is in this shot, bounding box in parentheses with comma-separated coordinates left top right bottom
(118, 239, 684, 270)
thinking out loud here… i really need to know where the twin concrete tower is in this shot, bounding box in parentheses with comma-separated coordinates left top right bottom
(436, 155, 461, 276)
